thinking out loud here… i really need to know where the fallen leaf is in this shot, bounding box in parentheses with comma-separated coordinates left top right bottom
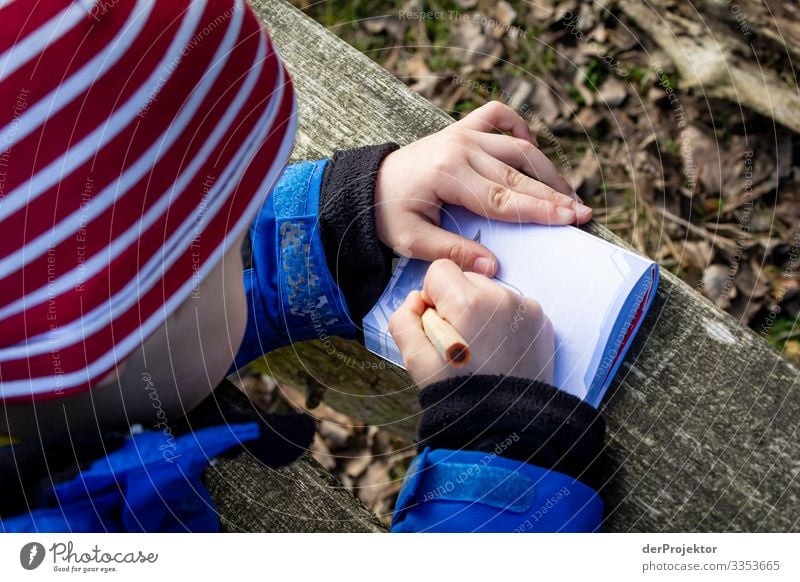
(598, 76, 628, 107)
(702, 263, 735, 309)
(530, 0, 555, 21)
(569, 149, 602, 197)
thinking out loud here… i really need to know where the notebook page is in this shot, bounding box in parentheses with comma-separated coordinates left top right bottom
(364, 206, 655, 402)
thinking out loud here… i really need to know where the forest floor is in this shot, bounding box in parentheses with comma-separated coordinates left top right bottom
(242, 0, 800, 524)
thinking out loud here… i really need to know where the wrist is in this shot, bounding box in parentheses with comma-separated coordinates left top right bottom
(318, 143, 399, 324)
(373, 149, 396, 249)
(417, 374, 607, 489)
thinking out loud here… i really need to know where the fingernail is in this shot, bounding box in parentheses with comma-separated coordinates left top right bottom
(473, 256, 496, 275)
(576, 203, 592, 219)
(556, 207, 574, 221)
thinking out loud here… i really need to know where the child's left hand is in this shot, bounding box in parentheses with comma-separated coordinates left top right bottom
(375, 101, 592, 277)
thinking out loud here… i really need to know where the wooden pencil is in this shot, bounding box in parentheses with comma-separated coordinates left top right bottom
(421, 308, 471, 367)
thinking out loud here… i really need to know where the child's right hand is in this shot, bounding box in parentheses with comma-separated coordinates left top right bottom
(389, 259, 555, 389)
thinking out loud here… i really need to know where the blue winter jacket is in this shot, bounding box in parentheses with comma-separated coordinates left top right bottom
(0, 159, 603, 533)
(232, 159, 603, 533)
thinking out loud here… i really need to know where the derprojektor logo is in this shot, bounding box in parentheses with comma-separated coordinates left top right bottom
(19, 542, 46, 570)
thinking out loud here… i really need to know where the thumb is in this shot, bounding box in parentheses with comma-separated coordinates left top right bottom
(400, 221, 498, 276)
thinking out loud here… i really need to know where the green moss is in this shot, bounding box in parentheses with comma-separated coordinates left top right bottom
(584, 57, 609, 91)
(454, 98, 481, 116)
(766, 315, 800, 349)
(663, 137, 680, 156)
(566, 83, 585, 105)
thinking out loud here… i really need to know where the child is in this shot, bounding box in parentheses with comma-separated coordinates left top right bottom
(0, 0, 604, 532)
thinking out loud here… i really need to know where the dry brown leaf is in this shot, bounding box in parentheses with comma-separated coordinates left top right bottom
(530, 0, 555, 21)
(735, 259, 771, 301)
(531, 82, 560, 125)
(344, 451, 374, 479)
(575, 2, 595, 31)
(702, 263, 735, 309)
(493, 1, 517, 27)
(310, 433, 337, 471)
(231, 373, 277, 411)
(356, 461, 393, 509)
(783, 340, 800, 361)
(574, 106, 602, 131)
(317, 419, 352, 450)
(569, 149, 602, 197)
(597, 76, 628, 107)
(680, 125, 723, 195)
(681, 240, 714, 270)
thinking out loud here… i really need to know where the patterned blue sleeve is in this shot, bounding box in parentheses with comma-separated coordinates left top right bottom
(390, 448, 604, 533)
(233, 160, 356, 369)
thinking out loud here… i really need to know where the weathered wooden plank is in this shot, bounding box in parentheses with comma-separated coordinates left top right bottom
(204, 381, 386, 532)
(244, 0, 800, 532)
(207, 453, 386, 533)
(250, 337, 419, 442)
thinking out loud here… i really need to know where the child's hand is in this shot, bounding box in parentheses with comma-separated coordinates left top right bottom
(375, 101, 591, 277)
(389, 259, 555, 388)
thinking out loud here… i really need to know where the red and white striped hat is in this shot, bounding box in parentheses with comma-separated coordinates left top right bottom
(0, 0, 296, 402)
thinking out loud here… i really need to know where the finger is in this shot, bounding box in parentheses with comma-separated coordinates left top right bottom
(421, 259, 477, 321)
(468, 151, 574, 209)
(441, 167, 578, 225)
(472, 132, 575, 197)
(389, 291, 441, 371)
(463, 270, 503, 289)
(468, 153, 593, 223)
(456, 101, 534, 143)
(402, 219, 498, 276)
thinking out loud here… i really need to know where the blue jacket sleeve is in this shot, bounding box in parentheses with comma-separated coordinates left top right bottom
(390, 448, 603, 533)
(233, 160, 356, 369)
(390, 375, 606, 533)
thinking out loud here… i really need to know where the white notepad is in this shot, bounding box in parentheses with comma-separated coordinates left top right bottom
(363, 205, 659, 407)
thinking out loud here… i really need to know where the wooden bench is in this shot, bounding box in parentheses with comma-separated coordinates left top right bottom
(203, 0, 800, 532)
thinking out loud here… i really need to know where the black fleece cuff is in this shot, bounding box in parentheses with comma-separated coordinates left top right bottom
(418, 375, 606, 490)
(318, 142, 399, 326)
